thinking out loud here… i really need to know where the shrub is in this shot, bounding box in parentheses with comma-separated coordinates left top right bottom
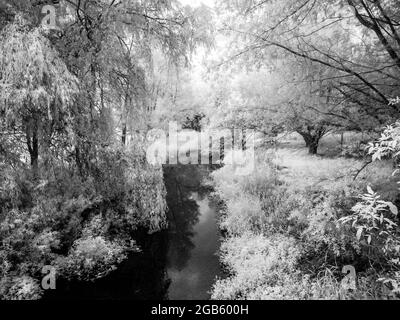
(212, 233, 303, 300)
(0, 276, 42, 300)
(57, 236, 127, 281)
(0, 144, 167, 298)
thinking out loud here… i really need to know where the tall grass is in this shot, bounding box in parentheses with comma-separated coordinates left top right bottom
(211, 138, 397, 300)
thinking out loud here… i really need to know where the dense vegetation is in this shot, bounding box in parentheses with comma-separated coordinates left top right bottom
(207, 0, 400, 300)
(211, 133, 399, 299)
(2, 0, 400, 300)
(0, 0, 211, 299)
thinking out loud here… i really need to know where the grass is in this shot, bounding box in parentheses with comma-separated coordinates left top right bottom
(277, 131, 376, 158)
(210, 131, 398, 300)
(275, 132, 396, 200)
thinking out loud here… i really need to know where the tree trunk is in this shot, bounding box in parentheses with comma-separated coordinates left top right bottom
(302, 134, 320, 155)
(75, 145, 84, 177)
(308, 140, 319, 155)
(242, 128, 247, 150)
(121, 93, 129, 146)
(298, 125, 326, 155)
(340, 131, 344, 151)
(25, 118, 39, 179)
(122, 124, 127, 145)
(31, 134, 39, 175)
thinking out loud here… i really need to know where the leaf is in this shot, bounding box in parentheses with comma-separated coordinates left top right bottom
(372, 153, 381, 162)
(387, 202, 398, 216)
(366, 186, 374, 195)
(356, 227, 363, 241)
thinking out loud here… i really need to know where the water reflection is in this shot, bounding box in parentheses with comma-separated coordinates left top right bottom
(164, 186, 222, 300)
(163, 165, 222, 299)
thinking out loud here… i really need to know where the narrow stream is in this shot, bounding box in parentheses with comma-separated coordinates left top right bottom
(44, 164, 223, 300)
(163, 165, 222, 300)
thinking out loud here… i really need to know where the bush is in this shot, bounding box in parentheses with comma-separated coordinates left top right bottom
(0, 276, 42, 300)
(57, 236, 127, 281)
(0, 144, 167, 299)
(212, 233, 303, 300)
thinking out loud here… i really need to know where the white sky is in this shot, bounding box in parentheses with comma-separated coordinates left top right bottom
(178, 0, 216, 8)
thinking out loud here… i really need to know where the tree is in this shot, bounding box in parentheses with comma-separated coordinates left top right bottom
(0, 0, 215, 299)
(205, 61, 341, 154)
(55, 0, 213, 157)
(0, 16, 78, 177)
(217, 0, 400, 136)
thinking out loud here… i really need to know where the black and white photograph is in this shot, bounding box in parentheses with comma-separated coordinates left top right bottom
(0, 0, 400, 313)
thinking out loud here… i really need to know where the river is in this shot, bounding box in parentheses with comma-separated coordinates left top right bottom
(45, 164, 223, 300)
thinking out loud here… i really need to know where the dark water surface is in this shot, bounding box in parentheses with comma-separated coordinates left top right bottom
(45, 165, 223, 300)
(163, 165, 222, 300)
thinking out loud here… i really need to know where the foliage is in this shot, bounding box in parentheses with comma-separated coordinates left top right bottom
(0, 276, 42, 300)
(211, 136, 398, 299)
(0, 0, 212, 299)
(211, 0, 400, 154)
(0, 145, 167, 298)
(212, 233, 303, 300)
(339, 115, 400, 297)
(56, 235, 128, 281)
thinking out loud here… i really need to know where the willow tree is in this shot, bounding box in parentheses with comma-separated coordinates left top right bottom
(0, 16, 78, 178)
(51, 0, 213, 149)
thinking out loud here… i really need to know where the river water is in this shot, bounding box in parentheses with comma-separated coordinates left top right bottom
(45, 164, 223, 300)
(163, 165, 222, 300)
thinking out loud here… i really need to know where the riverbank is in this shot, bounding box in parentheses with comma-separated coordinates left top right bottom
(42, 164, 224, 300)
(210, 135, 398, 300)
(0, 145, 168, 300)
